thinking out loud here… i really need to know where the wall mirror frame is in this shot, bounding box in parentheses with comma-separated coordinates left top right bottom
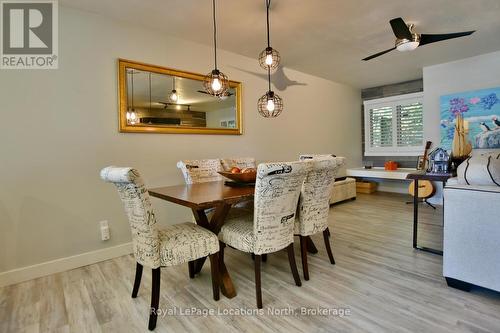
(118, 59, 242, 135)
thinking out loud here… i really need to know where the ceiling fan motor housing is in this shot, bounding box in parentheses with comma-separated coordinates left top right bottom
(395, 24, 420, 51)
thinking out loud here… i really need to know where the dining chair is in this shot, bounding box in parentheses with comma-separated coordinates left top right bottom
(100, 166, 220, 331)
(218, 161, 311, 308)
(220, 157, 256, 171)
(177, 158, 252, 274)
(176, 159, 224, 184)
(295, 156, 345, 280)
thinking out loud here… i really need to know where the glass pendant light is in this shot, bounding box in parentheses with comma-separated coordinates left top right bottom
(203, 0, 229, 97)
(169, 76, 178, 102)
(258, 0, 280, 72)
(127, 69, 138, 125)
(258, 67, 283, 118)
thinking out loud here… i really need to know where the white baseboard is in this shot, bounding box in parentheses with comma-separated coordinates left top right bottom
(0, 242, 132, 288)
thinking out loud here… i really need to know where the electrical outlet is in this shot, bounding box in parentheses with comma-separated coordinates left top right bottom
(100, 220, 110, 241)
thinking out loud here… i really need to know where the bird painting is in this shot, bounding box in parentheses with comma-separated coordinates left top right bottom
(480, 122, 491, 132)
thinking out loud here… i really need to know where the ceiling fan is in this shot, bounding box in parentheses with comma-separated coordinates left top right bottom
(362, 17, 475, 61)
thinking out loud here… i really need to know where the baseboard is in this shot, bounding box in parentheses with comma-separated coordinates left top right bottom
(0, 242, 132, 288)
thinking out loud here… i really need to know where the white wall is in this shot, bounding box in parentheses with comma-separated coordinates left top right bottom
(0, 6, 361, 278)
(423, 50, 500, 145)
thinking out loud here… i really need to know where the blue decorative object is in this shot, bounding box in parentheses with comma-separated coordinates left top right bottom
(428, 148, 450, 174)
(441, 87, 500, 150)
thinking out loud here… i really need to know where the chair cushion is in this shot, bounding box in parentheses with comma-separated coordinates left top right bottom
(159, 222, 219, 267)
(218, 215, 255, 253)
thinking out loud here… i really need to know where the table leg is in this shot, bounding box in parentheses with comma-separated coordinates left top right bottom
(413, 179, 419, 248)
(191, 204, 237, 298)
(305, 236, 318, 254)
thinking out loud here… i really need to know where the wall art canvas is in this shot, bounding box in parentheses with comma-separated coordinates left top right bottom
(440, 87, 500, 150)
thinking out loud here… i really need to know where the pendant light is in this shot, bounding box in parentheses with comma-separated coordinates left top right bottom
(127, 69, 138, 125)
(169, 77, 178, 102)
(258, 0, 280, 71)
(203, 0, 229, 97)
(258, 67, 283, 117)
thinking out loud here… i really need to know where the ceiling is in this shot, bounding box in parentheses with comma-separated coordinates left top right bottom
(61, 0, 500, 89)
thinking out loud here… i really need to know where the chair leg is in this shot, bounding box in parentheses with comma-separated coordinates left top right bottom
(219, 242, 226, 276)
(323, 228, 336, 265)
(262, 254, 267, 262)
(148, 268, 161, 331)
(254, 255, 263, 309)
(188, 261, 195, 279)
(208, 254, 220, 301)
(299, 236, 309, 281)
(132, 262, 143, 298)
(286, 244, 302, 287)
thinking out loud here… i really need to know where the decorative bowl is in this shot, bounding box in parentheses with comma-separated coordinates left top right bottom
(218, 171, 257, 183)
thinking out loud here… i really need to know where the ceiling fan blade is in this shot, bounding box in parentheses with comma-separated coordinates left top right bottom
(419, 31, 475, 46)
(362, 47, 397, 61)
(390, 17, 412, 39)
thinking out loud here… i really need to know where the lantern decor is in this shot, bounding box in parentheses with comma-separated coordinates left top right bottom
(258, 0, 280, 72)
(126, 69, 138, 125)
(258, 68, 283, 118)
(203, 0, 229, 97)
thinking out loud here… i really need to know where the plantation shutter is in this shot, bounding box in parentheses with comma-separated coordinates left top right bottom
(396, 102, 423, 147)
(369, 106, 393, 148)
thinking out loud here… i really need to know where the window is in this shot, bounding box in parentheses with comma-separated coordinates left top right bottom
(364, 92, 423, 156)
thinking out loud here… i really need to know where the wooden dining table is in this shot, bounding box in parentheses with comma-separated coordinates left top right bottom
(148, 180, 320, 299)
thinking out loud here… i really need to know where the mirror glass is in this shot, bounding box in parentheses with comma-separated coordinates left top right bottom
(118, 59, 242, 135)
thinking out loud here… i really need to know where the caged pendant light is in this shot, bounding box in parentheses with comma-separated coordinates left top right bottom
(258, 0, 280, 72)
(258, 67, 283, 118)
(258, 0, 282, 118)
(203, 0, 229, 97)
(169, 76, 178, 102)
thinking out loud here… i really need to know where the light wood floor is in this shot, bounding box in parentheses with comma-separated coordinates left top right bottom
(2, 192, 500, 333)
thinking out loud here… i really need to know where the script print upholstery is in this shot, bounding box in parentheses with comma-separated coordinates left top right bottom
(295, 157, 345, 236)
(176, 159, 224, 184)
(219, 161, 311, 255)
(100, 166, 218, 269)
(221, 157, 257, 171)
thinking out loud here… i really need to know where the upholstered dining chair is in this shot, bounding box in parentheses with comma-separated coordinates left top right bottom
(220, 157, 256, 171)
(218, 161, 311, 308)
(176, 159, 224, 184)
(296, 155, 345, 280)
(100, 166, 220, 331)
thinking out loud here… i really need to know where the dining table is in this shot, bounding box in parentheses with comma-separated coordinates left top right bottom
(148, 180, 320, 299)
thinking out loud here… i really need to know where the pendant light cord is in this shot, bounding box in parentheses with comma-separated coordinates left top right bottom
(267, 67, 271, 92)
(266, 0, 271, 48)
(212, 0, 218, 70)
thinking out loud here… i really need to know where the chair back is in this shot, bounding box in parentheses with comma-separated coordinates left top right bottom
(296, 156, 345, 236)
(253, 161, 311, 254)
(221, 157, 256, 171)
(176, 159, 223, 184)
(100, 167, 160, 268)
(299, 153, 336, 160)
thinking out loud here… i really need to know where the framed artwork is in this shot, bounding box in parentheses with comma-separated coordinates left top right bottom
(440, 87, 500, 150)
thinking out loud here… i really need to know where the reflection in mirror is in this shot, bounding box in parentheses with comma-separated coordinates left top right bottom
(118, 59, 242, 135)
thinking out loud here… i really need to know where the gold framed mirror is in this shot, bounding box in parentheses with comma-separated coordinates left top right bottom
(118, 59, 242, 135)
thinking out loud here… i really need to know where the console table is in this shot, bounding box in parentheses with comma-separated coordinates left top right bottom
(406, 172, 453, 255)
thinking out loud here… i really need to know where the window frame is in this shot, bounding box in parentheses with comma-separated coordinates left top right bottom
(364, 92, 424, 156)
